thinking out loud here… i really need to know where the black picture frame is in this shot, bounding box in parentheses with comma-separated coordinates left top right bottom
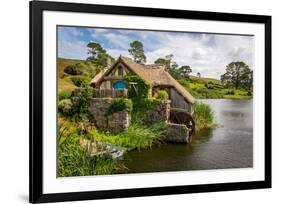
(29, 1, 271, 203)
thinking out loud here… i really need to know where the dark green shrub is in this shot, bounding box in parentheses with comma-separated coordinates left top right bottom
(64, 64, 83, 75)
(64, 62, 100, 78)
(107, 98, 133, 115)
(58, 99, 73, 115)
(71, 76, 90, 87)
(247, 91, 252, 96)
(205, 82, 214, 89)
(58, 90, 72, 101)
(132, 98, 160, 114)
(156, 90, 169, 100)
(124, 75, 150, 99)
(71, 87, 93, 116)
(226, 90, 235, 95)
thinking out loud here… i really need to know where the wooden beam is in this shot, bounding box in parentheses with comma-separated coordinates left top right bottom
(104, 76, 123, 80)
(170, 107, 189, 113)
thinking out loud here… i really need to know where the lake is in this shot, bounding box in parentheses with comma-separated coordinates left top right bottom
(123, 99, 253, 173)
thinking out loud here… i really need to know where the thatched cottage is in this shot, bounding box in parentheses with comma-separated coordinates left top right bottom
(90, 56, 195, 114)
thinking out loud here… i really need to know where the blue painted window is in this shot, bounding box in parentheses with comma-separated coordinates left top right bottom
(113, 81, 126, 89)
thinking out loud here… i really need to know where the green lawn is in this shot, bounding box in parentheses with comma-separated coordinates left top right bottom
(178, 76, 252, 100)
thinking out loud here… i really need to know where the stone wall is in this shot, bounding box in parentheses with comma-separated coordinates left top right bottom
(88, 98, 191, 143)
(107, 111, 131, 133)
(88, 98, 131, 133)
(144, 100, 171, 123)
(166, 123, 190, 143)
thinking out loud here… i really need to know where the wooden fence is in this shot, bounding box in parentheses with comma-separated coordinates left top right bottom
(93, 89, 128, 98)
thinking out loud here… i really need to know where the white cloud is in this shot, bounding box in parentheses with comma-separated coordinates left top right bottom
(65, 27, 83, 37)
(103, 33, 131, 49)
(58, 40, 88, 59)
(144, 33, 253, 79)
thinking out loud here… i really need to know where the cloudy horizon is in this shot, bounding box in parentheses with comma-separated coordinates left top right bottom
(58, 26, 254, 79)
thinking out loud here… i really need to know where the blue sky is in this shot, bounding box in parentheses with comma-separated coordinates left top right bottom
(58, 26, 254, 79)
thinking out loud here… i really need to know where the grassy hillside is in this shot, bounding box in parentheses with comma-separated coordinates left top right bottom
(58, 58, 84, 75)
(58, 58, 84, 92)
(57, 58, 100, 93)
(189, 75, 222, 85)
(178, 75, 252, 99)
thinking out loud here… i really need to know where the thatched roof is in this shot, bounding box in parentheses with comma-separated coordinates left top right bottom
(90, 56, 195, 104)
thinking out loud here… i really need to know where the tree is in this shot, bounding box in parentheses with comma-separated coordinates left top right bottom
(154, 54, 174, 69)
(154, 54, 189, 80)
(197, 72, 201, 78)
(220, 61, 253, 90)
(87, 42, 112, 67)
(128, 41, 146, 64)
(87, 42, 106, 61)
(179, 65, 192, 78)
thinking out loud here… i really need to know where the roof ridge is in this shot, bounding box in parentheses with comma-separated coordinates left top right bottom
(121, 56, 165, 69)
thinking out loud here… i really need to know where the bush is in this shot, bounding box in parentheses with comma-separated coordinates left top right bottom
(193, 102, 214, 130)
(132, 98, 160, 114)
(107, 98, 133, 115)
(64, 62, 99, 78)
(64, 64, 83, 75)
(205, 82, 214, 89)
(58, 90, 72, 101)
(156, 90, 169, 100)
(226, 90, 235, 95)
(124, 75, 150, 99)
(71, 76, 90, 87)
(71, 87, 93, 116)
(247, 91, 252, 96)
(58, 99, 73, 115)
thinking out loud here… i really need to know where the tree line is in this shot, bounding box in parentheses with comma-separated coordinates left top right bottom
(86, 40, 253, 90)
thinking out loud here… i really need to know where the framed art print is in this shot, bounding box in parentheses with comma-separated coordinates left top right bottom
(30, 1, 271, 203)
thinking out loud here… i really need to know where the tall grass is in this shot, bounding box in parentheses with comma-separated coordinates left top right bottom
(193, 102, 215, 130)
(58, 119, 120, 177)
(92, 122, 167, 151)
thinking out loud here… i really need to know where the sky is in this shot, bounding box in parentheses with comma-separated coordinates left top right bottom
(58, 26, 254, 79)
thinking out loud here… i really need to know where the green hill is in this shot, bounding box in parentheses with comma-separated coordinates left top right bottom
(57, 58, 100, 93)
(178, 75, 252, 99)
(189, 75, 222, 85)
(58, 58, 84, 76)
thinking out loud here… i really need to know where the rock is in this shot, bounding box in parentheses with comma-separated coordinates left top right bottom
(80, 138, 100, 155)
(165, 123, 190, 143)
(103, 144, 125, 159)
(80, 138, 125, 159)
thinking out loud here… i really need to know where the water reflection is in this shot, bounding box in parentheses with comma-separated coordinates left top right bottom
(122, 99, 253, 174)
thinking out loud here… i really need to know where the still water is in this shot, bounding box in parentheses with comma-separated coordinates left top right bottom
(123, 99, 253, 173)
